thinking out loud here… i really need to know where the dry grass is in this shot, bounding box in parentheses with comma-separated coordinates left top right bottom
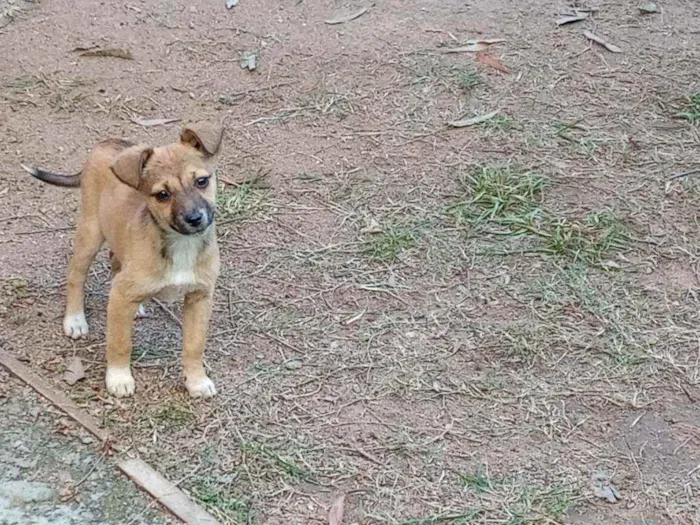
(2, 1, 700, 524)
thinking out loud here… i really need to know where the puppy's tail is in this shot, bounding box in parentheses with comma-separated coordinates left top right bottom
(21, 164, 82, 188)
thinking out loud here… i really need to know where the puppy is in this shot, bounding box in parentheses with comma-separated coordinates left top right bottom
(24, 123, 222, 398)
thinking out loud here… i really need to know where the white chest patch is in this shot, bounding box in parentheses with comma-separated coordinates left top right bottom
(157, 234, 204, 302)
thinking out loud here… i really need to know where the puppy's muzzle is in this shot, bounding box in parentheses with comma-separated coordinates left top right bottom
(185, 210, 205, 228)
(175, 199, 214, 235)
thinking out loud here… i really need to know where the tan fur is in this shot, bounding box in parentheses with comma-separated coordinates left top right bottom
(33, 124, 223, 398)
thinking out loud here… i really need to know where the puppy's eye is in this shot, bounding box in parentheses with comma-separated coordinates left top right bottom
(155, 190, 170, 202)
(195, 177, 209, 189)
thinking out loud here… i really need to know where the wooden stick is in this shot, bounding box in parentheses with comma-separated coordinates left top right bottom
(0, 349, 110, 442)
(118, 459, 220, 525)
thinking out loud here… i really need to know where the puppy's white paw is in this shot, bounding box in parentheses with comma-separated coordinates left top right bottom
(185, 375, 217, 398)
(134, 304, 148, 319)
(63, 312, 89, 339)
(106, 367, 136, 398)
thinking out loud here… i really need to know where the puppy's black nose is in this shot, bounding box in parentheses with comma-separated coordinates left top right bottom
(185, 210, 204, 227)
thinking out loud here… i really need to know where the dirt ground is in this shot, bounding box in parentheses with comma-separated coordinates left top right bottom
(1, 0, 700, 523)
(0, 368, 175, 524)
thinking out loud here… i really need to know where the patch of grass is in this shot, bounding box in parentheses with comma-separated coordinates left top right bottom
(448, 166, 632, 264)
(575, 137, 603, 157)
(676, 92, 700, 124)
(3, 76, 44, 92)
(0, 278, 31, 313)
(410, 57, 445, 89)
(364, 224, 419, 262)
(507, 483, 579, 523)
(192, 478, 254, 524)
(536, 212, 630, 263)
(460, 467, 580, 524)
(307, 89, 355, 118)
(480, 323, 585, 363)
(69, 384, 99, 405)
(448, 166, 545, 225)
(479, 114, 515, 133)
(241, 442, 313, 481)
(151, 401, 195, 426)
(525, 263, 616, 317)
(2, 75, 92, 111)
(605, 334, 649, 371)
(461, 465, 497, 493)
(451, 66, 481, 93)
(217, 176, 268, 224)
(397, 509, 483, 525)
(552, 121, 607, 157)
(245, 360, 285, 382)
(505, 211, 631, 265)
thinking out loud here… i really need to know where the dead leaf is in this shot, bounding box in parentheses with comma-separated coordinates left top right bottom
(325, 6, 369, 25)
(599, 259, 623, 270)
(556, 11, 589, 25)
(131, 117, 180, 127)
(328, 494, 346, 525)
(465, 38, 505, 45)
(226, 0, 239, 8)
(584, 30, 623, 53)
(63, 357, 85, 386)
(449, 110, 501, 128)
(443, 43, 489, 53)
(475, 51, 511, 74)
(79, 48, 133, 59)
(591, 472, 621, 503)
(361, 218, 382, 234)
(639, 2, 658, 14)
(240, 52, 257, 71)
(443, 39, 504, 53)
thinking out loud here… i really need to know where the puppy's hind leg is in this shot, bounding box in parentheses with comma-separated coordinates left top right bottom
(64, 219, 104, 339)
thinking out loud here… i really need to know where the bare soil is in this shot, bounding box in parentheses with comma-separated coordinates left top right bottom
(1, 0, 700, 524)
(0, 368, 175, 524)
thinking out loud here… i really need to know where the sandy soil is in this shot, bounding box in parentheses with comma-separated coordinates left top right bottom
(1, 0, 700, 523)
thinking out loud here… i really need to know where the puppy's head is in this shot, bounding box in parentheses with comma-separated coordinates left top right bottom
(110, 122, 223, 235)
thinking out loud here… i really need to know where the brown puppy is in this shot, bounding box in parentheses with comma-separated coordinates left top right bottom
(23, 123, 223, 398)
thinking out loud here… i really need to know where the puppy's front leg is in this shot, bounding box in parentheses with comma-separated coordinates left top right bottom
(105, 280, 139, 397)
(182, 290, 216, 398)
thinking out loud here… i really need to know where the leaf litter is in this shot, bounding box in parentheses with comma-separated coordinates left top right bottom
(449, 110, 501, 128)
(584, 30, 623, 53)
(556, 11, 589, 25)
(475, 51, 510, 73)
(443, 38, 504, 53)
(591, 472, 622, 503)
(130, 117, 180, 127)
(325, 6, 370, 25)
(62, 357, 85, 386)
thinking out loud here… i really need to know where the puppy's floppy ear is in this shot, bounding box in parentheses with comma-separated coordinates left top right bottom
(180, 122, 223, 156)
(110, 146, 154, 188)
